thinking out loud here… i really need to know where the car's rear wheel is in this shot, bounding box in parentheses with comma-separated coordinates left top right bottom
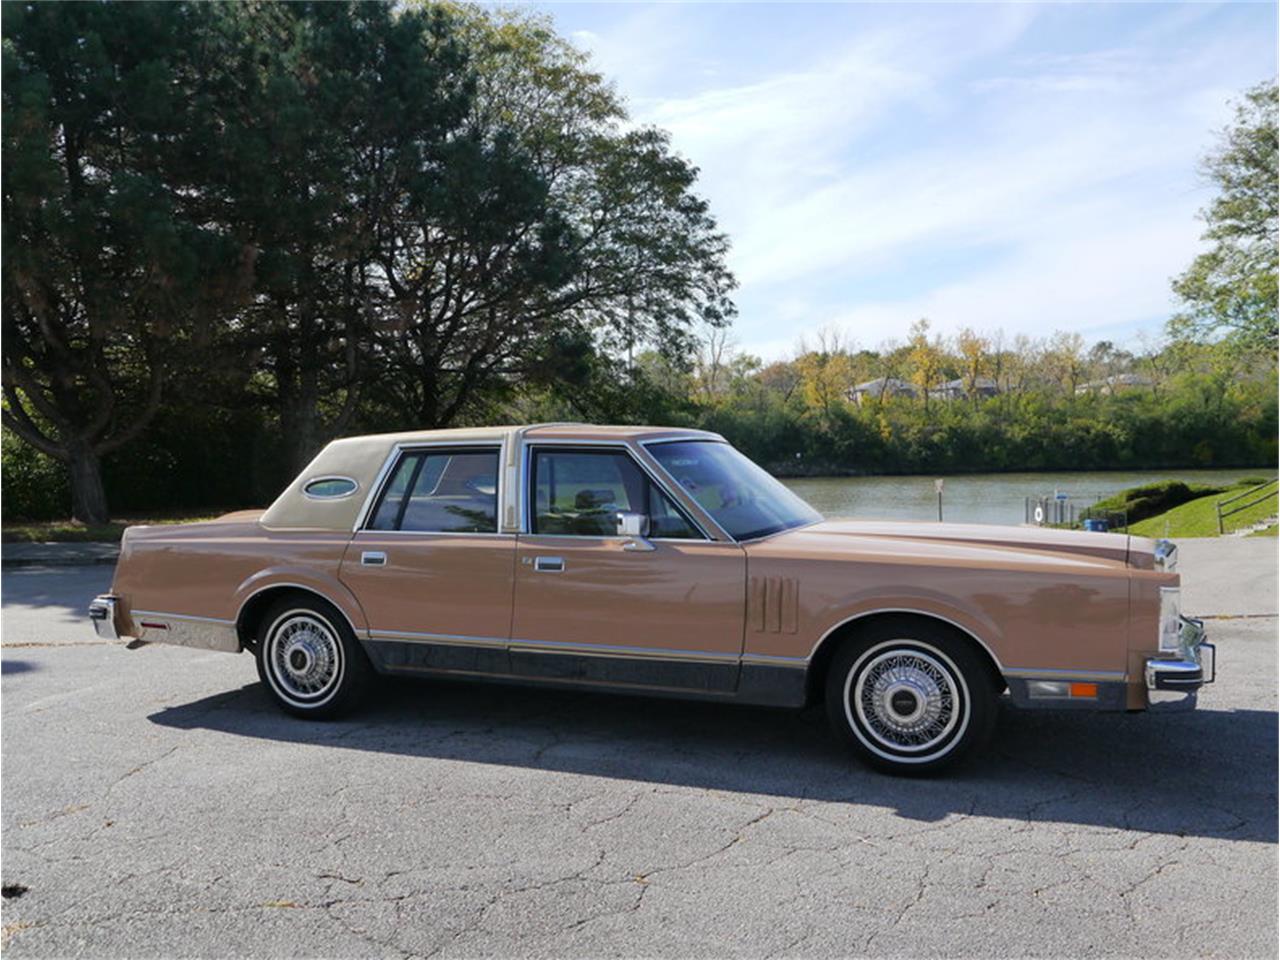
(255, 595, 372, 719)
(824, 618, 996, 775)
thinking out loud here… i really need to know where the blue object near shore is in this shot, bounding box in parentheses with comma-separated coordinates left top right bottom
(1083, 518, 1108, 532)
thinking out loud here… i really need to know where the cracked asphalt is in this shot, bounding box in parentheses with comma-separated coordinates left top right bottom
(1, 539, 1276, 958)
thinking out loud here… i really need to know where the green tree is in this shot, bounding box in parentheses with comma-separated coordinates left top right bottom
(379, 4, 737, 428)
(955, 327, 990, 403)
(1044, 331, 1087, 395)
(213, 1, 474, 471)
(1169, 80, 1278, 349)
(795, 329, 853, 423)
(2, 1, 238, 522)
(907, 319, 943, 411)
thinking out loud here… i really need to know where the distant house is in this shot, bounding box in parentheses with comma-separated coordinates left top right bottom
(928, 376, 1000, 401)
(847, 377, 917, 405)
(1074, 373, 1154, 396)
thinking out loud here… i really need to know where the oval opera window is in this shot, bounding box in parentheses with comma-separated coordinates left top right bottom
(302, 476, 359, 500)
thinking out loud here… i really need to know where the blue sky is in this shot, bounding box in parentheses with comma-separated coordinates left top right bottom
(538, 2, 1278, 359)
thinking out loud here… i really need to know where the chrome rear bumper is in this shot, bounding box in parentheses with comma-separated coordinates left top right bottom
(89, 595, 120, 640)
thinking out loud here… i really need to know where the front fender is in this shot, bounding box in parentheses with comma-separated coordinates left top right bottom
(804, 592, 1007, 671)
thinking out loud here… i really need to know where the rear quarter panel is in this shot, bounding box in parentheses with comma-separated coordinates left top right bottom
(112, 522, 364, 636)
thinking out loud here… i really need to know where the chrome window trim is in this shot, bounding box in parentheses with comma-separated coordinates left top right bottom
(734, 518, 824, 545)
(354, 530, 517, 540)
(639, 433, 726, 446)
(302, 475, 361, 501)
(522, 439, 712, 542)
(352, 439, 506, 537)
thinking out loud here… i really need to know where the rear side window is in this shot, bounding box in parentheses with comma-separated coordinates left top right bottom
(367, 448, 499, 533)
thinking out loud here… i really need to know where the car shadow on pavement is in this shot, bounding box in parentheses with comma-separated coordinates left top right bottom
(150, 676, 1277, 844)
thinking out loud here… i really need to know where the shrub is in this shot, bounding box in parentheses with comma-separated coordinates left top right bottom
(1090, 480, 1228, 525)
(2, 428, 70, 521)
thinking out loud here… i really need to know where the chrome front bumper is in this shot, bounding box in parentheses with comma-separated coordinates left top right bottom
(1146, 615, 1214, 702)
(89, 595, 120, 640)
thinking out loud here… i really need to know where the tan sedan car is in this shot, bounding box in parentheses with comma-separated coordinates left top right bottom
(90, 423, 1213, 773)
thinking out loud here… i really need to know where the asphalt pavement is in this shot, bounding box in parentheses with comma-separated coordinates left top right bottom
(1, 539, 1276, 958)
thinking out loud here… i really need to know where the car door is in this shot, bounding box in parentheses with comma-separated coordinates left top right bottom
(510, 444, 747, 693)
(339, 443, 515, 676)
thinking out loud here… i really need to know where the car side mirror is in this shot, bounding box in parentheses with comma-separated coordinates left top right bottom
(615, 511, 655, 551)
(616, 511, 649, 538)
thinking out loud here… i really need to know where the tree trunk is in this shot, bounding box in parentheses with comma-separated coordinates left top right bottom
(67, 441, 109, 525)
(281, 392, 321, 476)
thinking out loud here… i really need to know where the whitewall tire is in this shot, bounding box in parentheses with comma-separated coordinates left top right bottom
(825, 618, 997, 775)
(255, 595, 372, 719)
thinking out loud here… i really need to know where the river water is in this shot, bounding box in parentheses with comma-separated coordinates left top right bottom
(780, 469, 1271, 527)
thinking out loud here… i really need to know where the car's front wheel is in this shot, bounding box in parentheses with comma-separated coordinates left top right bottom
(825, 618, 996, 775)
(255, 595, 372, 719)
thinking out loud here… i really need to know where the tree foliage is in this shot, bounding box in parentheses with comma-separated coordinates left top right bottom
(1169, 80, 1279, 349)
(2, 1, 241, 521)
(373, 4, 735, 431)
(0, 7, 1271, 525)
(1, 0, 733, 519)
(692, 328, 1276, 478)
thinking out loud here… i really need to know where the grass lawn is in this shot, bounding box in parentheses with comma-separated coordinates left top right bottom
(1, 511, 226, 543)
(1249, 522, 1279, 537)
(1129, 481, 1278, 539)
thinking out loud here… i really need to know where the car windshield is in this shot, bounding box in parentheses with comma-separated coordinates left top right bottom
(648, 440, 821, 541)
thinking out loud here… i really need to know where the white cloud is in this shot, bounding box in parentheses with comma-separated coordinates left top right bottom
(802, 199, 1204, 352)
(552, 3, 1276, 359)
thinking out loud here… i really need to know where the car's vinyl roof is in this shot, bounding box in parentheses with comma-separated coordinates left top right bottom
(257, 423, 724, 531)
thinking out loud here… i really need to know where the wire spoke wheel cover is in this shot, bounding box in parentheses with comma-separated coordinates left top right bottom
(265, 610, 345, 707)
(844, 640, 970, 763)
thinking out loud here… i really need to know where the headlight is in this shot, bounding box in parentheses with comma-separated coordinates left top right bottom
(1154, 539, 1177, 572)
(1158, 586, 1182, 652)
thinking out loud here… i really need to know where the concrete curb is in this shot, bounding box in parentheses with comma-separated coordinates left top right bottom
(2, 544, 120, 568)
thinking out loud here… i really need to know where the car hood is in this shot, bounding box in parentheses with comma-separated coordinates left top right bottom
(765, 519, 1149, 569)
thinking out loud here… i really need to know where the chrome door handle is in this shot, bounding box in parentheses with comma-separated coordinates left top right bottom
(361, 551, 387, 566)
(533, 556, 564, 573)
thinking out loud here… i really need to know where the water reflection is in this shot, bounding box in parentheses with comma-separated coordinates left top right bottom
(782, 468, 1267, 527)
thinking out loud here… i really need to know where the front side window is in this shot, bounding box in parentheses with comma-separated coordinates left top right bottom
(367, 448, 498, 533)
(648, 440, 821, 541)
(530, 448, 700, 539)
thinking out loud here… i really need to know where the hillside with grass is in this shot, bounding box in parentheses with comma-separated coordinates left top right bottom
(1125, 479, 1278, 538)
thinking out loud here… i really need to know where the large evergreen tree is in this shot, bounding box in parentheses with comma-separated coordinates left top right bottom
(210, 1, 476, 471)
(2, 1, 239, 522)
